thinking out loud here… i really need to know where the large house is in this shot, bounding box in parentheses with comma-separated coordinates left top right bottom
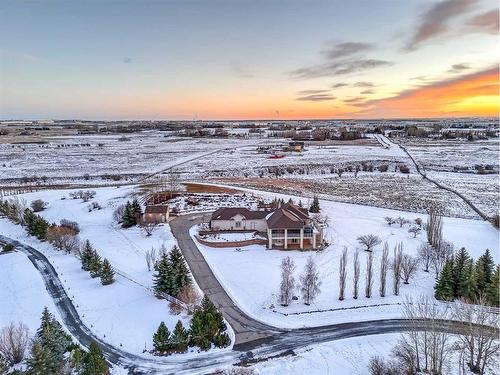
(209, 203, 323, 250)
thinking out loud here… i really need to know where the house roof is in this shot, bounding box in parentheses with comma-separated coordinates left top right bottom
(267, 205, 310, 229)
(145, 205, 169, 214)
(211, 207, 269, 221)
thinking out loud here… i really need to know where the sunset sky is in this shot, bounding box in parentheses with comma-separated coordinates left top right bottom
(0, 0, 498, 120)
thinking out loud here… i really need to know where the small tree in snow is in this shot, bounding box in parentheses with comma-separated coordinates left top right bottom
(400, 255, 419, 284)
(365, 251, 374, 298)
(141, 220, 158, 237)
(392, 243, 403, 295)
(395, 217, 409, 227)
(338, 247, 348, 301)
(418, 243, 433, 273)
(379, 242, 389, 297)
(384, 217, 396, 226)
(357, 234, 381, 252)
(408, 226, 421, 238)
(353, 249, 360, 299)
(309, 196, 320, 213)
(279, 256, 296, 306)
(300, 257, 321, 305)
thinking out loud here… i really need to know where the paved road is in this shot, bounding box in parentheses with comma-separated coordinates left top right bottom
(379, 134, 490, 221)
(2, 225, 497, 374)
(169, 213, 281, 347)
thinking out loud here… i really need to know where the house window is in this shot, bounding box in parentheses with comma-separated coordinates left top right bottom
(235, 221, 241, 228)
(291, 238, 299, 244)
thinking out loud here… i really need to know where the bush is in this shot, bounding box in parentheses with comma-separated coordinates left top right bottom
(59, 219, 80, 234)
(213, 333, 231, 348)
(399, 164, 410, 174)
(30, 199, 46, 212)
(2, 243, 14, 252)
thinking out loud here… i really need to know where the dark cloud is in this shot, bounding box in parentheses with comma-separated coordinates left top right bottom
(360, 89, 375, 95)
(320, 42, 373, 60)
(331, 83, 349, 88)
(296, 89, 330, 95)
(230, 62, 255, 78)
(353, 81, 375, 88)
(123, 57, 133, 63)
(466, 9, 499, 34)
(448, 63, 470, 73)
(343, 96, 366, 104)
(406, 0, 477, 51)
(296, 94, 336, 102)
(290, 59, 392, 79)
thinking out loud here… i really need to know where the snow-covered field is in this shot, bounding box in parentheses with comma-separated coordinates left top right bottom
(0, 251, 61, 331)
(0, 186, 225, 356)
(193, 185, 499, 328)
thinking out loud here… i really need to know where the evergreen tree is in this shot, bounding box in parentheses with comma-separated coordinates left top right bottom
(476, 249, 495, 293)
(81, 240, 94, 271)
(153, 322, 171, 353)
(487, 265, 499, 307)
(121, 201, 135, 228)
(82, 342, 108, 375)
(88, 250, 103, 278)
(99, 258, 115, 285)
(452, 247, 471, 298)
(434, 259, 454, 301)
(153, 254, 174, 297)
(23, 209, 49, 240)
(309, 196, 320, 213)
(169, 246, 192, 296)
(171, 320, 189, 353)
(32, 307, 72, 373)
(131, 198, 142, 218)
(26, 341, 55, 375)
(461, 261, 478, 301)
(189, 296, 228, 351)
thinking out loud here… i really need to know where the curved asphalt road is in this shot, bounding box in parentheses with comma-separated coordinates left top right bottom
(1, 219, 497, 374)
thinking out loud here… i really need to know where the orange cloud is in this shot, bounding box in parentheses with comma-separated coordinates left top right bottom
(355, 67, 499, 118)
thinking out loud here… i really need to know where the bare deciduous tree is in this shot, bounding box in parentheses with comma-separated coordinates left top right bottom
(357, 234, 381, 252)
(365, 251, 374, 298)
(279, 256, 296, 306)
(113, 203, 126, 223)
(402, 296, 453, 375)
(401, 254, 419, 284)
(395, 216, 409, 227)
(392, 243, 403, 295)
(426, 206, 443, 248)
(145, 247, 158, 271)
(418, 243, 433, 273)
(430, 240, 454, 279)
(166, 169, 181, 193)
(452, 296, 500, 374)
(379, 242, 389, 297)
(300, 257, 321, 305)
(339, 247, 348, 301)
(0, 322, 30, 366)
(384, 217, 396, 226)
(177, 284, 200, 313)
(141, 220, 158, 237)
(353, 248, 360, 299)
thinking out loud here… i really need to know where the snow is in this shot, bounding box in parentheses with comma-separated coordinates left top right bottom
(192, 184, 499, 328)
(254, 333, 398, 375)
(0, 186, 234, 357)
(199, 231, 263, 242)
(0, 251, 61, 331)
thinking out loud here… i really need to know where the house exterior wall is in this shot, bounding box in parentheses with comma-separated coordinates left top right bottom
(143, 212, 168, 223)
(210, 216, 267, 232)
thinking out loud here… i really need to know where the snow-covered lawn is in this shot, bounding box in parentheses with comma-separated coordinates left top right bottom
(254, 333, 398, 375)
(0, 251, 61, 331)
(0, 186, 234, 357)
(193, 185, 499, 328)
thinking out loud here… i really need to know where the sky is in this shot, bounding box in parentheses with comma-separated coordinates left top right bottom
(0, 0, 498, 120)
